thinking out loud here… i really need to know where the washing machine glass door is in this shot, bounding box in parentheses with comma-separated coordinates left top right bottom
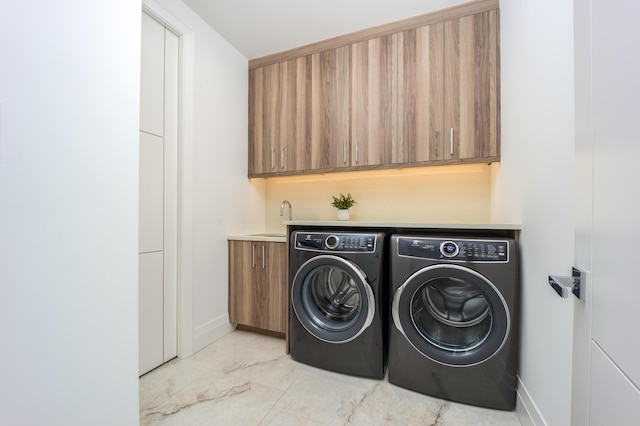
(291, 255, 375, 344)
(392, 264, 510, 366)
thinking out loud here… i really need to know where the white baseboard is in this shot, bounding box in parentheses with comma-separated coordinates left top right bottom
(516, 377, 546, 426)
(192, 313, 235, 353)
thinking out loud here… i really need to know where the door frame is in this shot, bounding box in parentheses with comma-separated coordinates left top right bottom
(142, 0, 195, 359)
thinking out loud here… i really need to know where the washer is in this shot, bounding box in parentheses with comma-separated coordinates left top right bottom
(389, 234, 519, 410)
(289, 230, 386, 379)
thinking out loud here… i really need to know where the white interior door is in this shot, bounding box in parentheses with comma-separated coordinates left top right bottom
(572, 0, 640, 423)
(139, 12, 179, 376)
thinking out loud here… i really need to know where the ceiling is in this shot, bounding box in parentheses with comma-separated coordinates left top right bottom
(181, 0, 470, 59)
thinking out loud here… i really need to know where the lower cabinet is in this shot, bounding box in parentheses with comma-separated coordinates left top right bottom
(228, 240, 287, 334)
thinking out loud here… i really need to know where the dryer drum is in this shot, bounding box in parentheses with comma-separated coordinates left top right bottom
(415, 277, 492, 352)
(309, 266, 361, 323)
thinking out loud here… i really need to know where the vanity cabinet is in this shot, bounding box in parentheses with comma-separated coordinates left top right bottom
(228, 240, 287, 334)
(396, 10, 500, 165)
(248, 2, 500, 177)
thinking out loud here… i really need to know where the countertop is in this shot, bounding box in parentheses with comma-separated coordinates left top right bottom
(283, 220, 521, 230)
(227, 221, 521, 242)
(227, 233, 287, 242)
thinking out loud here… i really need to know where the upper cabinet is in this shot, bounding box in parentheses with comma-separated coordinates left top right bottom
(309, 46, 350, 170)
(248, 1, 500, 178)
(249, 59, 303, 175)
(351, 34, 397, 167)
(396, 10, 499, 165)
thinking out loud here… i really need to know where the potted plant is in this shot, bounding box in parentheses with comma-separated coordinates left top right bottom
(331, 193, 356, 220)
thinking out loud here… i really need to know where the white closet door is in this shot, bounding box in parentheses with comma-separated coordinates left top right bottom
(139, 131, 163, 254)
(139, 12, 179, 375)
(138, 251, 164, 375)
(140, 13, 164, 137)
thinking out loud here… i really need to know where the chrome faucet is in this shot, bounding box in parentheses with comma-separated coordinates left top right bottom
(280, 200, 292, 221)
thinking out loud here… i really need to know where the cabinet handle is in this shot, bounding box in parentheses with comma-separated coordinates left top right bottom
(262, 245, 266, 270)
(435, 129, 439, 157)
(271, 148, 275, 170)
(355, 138, 359, 164)
(252, 244, 256, 268)
(343, 140, 347, 164)
(281, 147, 285, 169)
(450, 128, 454, 156)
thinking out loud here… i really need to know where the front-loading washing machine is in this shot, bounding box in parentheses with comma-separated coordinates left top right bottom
(289, 230, 386, 379)
(388, 234, 519, 410)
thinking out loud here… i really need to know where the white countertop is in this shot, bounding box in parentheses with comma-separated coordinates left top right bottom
(227, 233, 286, 242)
(282, 220, 521, 230)
(228, 222, 521, 242)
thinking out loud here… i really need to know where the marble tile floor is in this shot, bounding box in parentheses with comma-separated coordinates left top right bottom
(139, 330, 521, 425)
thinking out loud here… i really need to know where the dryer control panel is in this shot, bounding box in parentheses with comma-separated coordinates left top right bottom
(397, 237, 509, 262)
(294, 232, 377, 252)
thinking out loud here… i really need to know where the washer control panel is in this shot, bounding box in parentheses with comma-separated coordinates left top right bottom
(397, 236, 509, 262)
(294, 232, 377, 252)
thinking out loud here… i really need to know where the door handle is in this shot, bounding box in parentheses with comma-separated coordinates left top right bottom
(549, 267, 587, 299)
(252, 244, 256, 268)
(450, 128, 454, 156)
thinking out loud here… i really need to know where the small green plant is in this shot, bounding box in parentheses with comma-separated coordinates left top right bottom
(331, 193, 356, 209)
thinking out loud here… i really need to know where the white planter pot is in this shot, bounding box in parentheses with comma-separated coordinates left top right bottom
(336, 209, 350, 221)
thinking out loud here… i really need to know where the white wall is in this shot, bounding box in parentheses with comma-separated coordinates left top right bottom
(152, 0, 265, 352)
(494, 0, 576, 424)
(0, 2, 141, 425)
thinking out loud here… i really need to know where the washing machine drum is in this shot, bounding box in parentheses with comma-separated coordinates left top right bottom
(291, 255, 375, 344)
(393, 264, 510, 366)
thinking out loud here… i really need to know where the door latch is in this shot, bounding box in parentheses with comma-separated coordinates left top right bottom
(549, 267, 587, 300)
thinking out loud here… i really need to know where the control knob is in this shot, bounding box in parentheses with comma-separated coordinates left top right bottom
(325, 235, 339, 249)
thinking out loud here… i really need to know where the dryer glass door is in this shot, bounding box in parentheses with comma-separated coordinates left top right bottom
(291, 255, 375, 344)
(393, 264, 510, 366)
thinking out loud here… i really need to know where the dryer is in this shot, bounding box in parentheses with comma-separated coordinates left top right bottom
(289, 230, 386, 379)
(389, 234, 519, 410)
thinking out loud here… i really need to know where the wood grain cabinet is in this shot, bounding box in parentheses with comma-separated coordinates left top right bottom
(228, 240, 287, 334)
(308, 46, 350, 170)
(249, 58, 310, 175)
(350, 34, 397, 167)
(396, 10, 500, 165)
(248, 3, 500, 177)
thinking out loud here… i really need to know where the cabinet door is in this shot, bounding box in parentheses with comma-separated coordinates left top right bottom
(351, 34, 397, 167)
(248, 67, 270, 175)
(443, 10, 499, 161)
(228, 240, 262, 327)
(396, 23, 445, 163)
(228, 240, 287, 333)
(249, 59, 310, 176)
(263, 242, 287, 333)
(278, 58, 310, 173)
(249, 63, 285, 175)
(310, 46, 351, 170)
